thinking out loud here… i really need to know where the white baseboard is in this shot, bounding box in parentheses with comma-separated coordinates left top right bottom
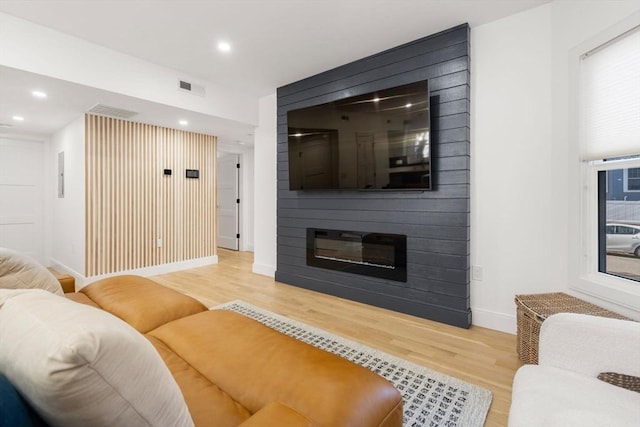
(252, 262, 275, 278)
(51, 256, 219, 289)
(471, 307, 516, 334)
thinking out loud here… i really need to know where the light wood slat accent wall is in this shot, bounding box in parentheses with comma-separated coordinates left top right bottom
(85, 114, 217, 277)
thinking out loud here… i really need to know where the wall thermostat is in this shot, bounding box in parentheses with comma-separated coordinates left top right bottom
(186, 169, 199, 179)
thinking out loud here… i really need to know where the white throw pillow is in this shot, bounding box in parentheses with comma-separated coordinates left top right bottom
(0, 247, 63, 295)
(0, 289, 194, 427)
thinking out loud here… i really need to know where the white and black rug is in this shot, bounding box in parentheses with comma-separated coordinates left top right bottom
(213, 300, 492, 427)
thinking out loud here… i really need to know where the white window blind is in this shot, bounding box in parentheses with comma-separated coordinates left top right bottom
(581, 26, 640, 161)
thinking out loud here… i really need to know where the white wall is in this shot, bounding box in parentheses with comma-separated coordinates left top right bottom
(471, 0, 640, 333)
(471, 4, 555, 333)
(0, 136, 47, 263)
(252, 94, 277, 276)
(47, 116, 85, 277)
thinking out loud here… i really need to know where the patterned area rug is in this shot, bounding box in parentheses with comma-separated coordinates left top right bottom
(213, 300, 492, 427)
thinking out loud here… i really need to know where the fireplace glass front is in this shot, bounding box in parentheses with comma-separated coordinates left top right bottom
(307, 228, 407, 282)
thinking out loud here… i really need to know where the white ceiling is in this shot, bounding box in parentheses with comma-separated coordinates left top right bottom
(0, 0, 550, 144)
(0, 65, 256, 144)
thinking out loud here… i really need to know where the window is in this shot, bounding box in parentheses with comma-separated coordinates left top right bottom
(625, 167, 640, 192)
(620, 226, 638, 235)
(578, 24, 640, 297)
(599, 164, 640, 282)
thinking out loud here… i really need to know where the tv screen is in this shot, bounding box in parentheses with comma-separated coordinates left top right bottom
(287, 80, 431, 191)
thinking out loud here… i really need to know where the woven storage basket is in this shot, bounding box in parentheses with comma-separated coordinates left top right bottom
(515, 292, 629, 364)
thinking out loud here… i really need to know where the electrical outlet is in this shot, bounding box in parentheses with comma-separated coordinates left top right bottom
(156, 238, 162, 248)
(472, 266, 483, 281)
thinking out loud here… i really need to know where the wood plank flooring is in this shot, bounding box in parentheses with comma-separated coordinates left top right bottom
(152, 249, 521, 427)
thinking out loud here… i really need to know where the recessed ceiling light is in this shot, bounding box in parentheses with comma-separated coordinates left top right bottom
(12, 116, 24, 122)
(405, 103, 412, 108)
(179, 120, 188, 126)
(217, 41, 231, 53)
(372, 97, 380, 102)
(32, 90, 47, 99)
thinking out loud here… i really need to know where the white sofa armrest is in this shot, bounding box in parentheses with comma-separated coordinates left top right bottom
(538, 313, 640, 378)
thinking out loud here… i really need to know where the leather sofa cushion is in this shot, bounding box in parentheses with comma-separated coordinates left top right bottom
(147, 335, 252, 427)
(238, 402, 316, 427)
(0, 289, 194, 427)
(80, 275, 208, 333)
(65, 291, 101, 308)
(147, 309, 403, 427)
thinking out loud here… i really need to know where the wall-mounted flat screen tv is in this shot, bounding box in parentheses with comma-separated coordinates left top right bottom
(287, 80, 431, 191)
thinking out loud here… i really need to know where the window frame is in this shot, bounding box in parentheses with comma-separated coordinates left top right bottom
(577, 158, 640, 310)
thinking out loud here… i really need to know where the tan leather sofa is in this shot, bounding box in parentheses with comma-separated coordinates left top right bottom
(66, 275, 404, 427)
(48, 268, 75, 293)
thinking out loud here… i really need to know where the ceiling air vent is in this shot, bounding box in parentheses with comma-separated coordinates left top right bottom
(178, 79, 206, 97)
(87, 104, 139, 119)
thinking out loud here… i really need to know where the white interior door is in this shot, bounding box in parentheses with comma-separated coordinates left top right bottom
(217, 154, 239, 250)
(0, 138, 45, 262)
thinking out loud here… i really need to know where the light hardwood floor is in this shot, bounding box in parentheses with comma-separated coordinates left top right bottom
(152, 249, 522, 427)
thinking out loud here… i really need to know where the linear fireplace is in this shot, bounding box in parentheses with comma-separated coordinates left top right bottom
(307, 228, 407, 282)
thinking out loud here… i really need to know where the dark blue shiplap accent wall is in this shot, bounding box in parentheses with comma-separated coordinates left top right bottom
(275, 24, 471, 328)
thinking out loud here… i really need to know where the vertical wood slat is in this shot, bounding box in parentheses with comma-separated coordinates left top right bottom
(85, 114, 217, 277)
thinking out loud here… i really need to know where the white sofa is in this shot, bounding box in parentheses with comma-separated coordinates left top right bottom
(509, 313, 640, 427)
